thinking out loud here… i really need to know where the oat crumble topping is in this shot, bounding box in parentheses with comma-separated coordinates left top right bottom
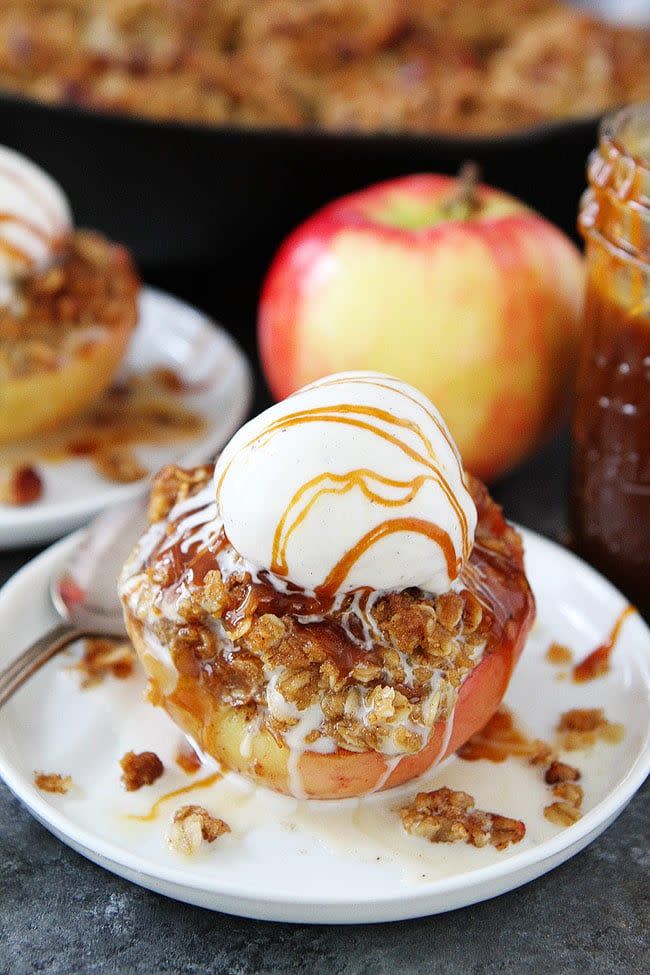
(0, 230, 138, 382)
(544, 779, 584, 826)
(458, 707, 586, 829)
(146, 464, 214, 524)
(545, 642, 573, 666)
(92, 445, 148, 483)
(168, 804, 230, 856)
(459, 701, 627, 832)
(34, 772, 72, 794)
(119, 750, 164, 791)
(557, 708, 624, 751)
(400, 787, 525, 850)
(544, 760, 580, 785)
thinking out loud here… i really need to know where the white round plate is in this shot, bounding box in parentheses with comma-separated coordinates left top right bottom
(0, 529, 648, 923)
(0, 287, 252, 548)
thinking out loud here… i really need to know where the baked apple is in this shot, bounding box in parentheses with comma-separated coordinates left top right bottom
(119, 372, 535, 798)
(0, 145, 139, 443)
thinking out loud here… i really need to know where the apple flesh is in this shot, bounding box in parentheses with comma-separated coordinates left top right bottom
(258, 174, 584, 481)
(0, 316, 134, 443)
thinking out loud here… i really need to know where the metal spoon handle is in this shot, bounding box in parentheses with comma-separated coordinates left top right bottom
(0, 623, 90, 708)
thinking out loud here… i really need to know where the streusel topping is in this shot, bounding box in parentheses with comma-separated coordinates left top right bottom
(0, 2, 647, 136)
(0, 229, 138, 380)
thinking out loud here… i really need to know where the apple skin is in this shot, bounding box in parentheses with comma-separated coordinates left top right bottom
(258, 174, 584, 481)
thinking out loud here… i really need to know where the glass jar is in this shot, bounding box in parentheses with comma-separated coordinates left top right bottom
(570, 104, 650, 611)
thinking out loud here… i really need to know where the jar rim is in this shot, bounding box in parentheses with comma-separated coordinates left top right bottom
(601, 103, 650, 172)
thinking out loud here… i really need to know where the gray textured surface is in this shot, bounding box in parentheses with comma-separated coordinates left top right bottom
(0, 429, 648, 975)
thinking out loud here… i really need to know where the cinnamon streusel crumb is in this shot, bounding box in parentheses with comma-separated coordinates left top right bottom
(529, 741, 557, 767)
(558, 708, 604, 732)
(401, 787, 525, 850)
(560, 730, 598, 751)
(120, 750, 164, 791)
(168, 804, 230, 855)
(552, 782, 584, 807)
(34, 772, 72, 794)
(544, 764, 585, 826)
(148, 464, 214, 523)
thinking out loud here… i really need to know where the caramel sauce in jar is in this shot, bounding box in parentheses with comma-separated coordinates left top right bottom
(571, 105, 650, 612)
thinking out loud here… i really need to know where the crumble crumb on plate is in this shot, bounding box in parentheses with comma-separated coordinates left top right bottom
(34, 772, 72, 794)
(400, 786, 525, 850)
(168, 805, 230, 856)
(120, 751, 164, 791)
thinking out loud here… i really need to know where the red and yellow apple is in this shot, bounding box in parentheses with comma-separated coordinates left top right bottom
(258, 173, 584, 481)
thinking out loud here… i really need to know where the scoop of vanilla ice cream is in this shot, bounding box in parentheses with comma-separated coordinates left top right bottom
(215, 371, 477, 596)
(0, 145, 72, 293)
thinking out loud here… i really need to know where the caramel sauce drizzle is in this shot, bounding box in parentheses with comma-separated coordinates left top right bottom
(0, 214, 34, 266)
(217, 395, 470, 596)
(0, 212, 50, 237)
(0, 158, 63, 227)
(573, 605, 636, 683)
(0, 160, 64, 265)
(312, 374, 463, 463)
(127, 771, 222, 823)
(271, 470, 461, 581)
(315, 517, 457, 600)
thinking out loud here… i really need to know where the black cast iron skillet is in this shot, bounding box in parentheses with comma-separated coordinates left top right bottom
(0, 92, 597, 271)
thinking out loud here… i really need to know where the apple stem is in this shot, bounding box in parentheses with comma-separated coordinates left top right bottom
(442, 161, 481, 219)
(458, 161, 480, 210)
